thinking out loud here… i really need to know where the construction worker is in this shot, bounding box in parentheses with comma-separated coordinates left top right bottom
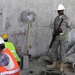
(0, 37, 20, 75)
(47, 4, 72, 71)
(1, 34, 21, 66)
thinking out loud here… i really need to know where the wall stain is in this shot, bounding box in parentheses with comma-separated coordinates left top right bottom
(11, 29, 26, 38)
(11, 29, 26, 46)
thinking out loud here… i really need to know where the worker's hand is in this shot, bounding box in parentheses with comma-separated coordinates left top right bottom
(16, 46, 21, 51)
(60, 33, 64, 35)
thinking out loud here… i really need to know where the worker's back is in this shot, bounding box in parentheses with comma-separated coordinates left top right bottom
(4, 42, 21, 62)
(5, 42, 15, 50)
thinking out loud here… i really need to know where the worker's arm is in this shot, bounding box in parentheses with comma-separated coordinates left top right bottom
(0, 54, 9, 66)
(66, 18, 73, 33)
(66, 18, 72, 28)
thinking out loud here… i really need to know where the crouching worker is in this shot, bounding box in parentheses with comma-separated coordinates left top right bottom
(0, 37, 20, 75)
(1, 34, 21, 66)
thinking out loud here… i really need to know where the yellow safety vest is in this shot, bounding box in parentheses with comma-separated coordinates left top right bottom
(4, 42, 21, 62)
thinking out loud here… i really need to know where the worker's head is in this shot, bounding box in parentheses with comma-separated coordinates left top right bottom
(1, 34, 8, 42)
(57, 4, 65, 15)
(0, 37, 5, 52)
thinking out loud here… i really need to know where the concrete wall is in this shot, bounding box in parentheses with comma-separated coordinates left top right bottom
(0, 0, 75, 57)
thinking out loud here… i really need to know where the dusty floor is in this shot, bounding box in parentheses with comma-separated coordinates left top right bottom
(20, 58, 75, 75)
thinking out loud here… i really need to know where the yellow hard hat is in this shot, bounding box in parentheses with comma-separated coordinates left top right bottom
(1, 34, 8, 39)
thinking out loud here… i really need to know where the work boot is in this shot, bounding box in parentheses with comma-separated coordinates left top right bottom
(47, 61, 57, 69)
(60, 62, 64, 72)
(63, 63, 69, 68)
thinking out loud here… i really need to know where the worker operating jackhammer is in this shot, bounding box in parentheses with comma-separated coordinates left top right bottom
(47, 4, 73, 72)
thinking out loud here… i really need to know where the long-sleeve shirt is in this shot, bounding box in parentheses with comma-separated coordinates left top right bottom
(0, 53, 9, 66)
(53, 14, 72, 36)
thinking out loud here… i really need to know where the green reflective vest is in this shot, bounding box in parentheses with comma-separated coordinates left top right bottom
(4, 42, 21, 62)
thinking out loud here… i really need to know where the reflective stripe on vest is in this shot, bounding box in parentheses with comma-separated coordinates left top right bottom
(10, 50, 21, 61)
(0, 68, 20, 75)
(11, 50, 15, 52)
(0, 48, 20, 74)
